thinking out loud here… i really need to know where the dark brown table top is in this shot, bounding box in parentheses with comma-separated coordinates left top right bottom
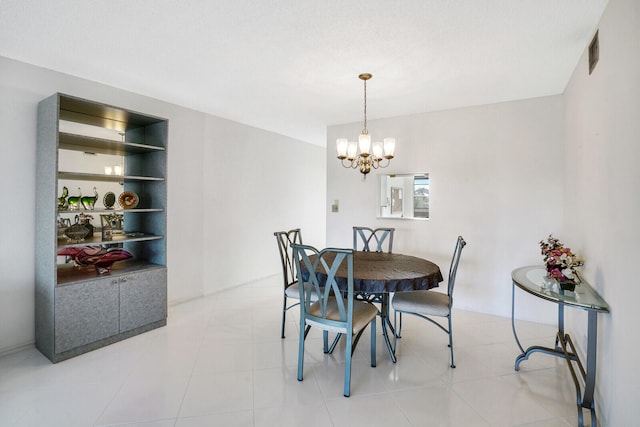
(309, 251, 443, 293)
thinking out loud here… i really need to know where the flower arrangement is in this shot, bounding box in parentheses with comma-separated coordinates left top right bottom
(539, 235, 584, 285)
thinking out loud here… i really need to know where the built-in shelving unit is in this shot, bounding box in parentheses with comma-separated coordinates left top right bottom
(36, 93, 168, 363)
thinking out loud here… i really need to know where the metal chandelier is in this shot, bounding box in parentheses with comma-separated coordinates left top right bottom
(336, 73, 396, 176)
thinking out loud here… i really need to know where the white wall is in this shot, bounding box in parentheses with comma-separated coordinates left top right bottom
(327, 96, 565, 322)
(326, 1, 640, 422)
(201, 115, 326, 294)
(0, 56, 326, 353)
(563, 0, 640, 424)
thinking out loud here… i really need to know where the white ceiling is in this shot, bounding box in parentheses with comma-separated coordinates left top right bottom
(0, 1, 607, 146)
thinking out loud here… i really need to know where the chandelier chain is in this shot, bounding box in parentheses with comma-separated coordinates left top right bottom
(362, 78, 368, 135)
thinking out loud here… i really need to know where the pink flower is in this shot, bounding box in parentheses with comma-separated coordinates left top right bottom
(549, 268, 564, 280)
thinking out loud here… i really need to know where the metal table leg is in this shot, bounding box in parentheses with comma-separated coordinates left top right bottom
(512, 281, 599, 427)
(379, 294, 397, 363)
(512, 282, 577, 369)
(583, 311, 598, 425)
(557, 311, 599, 427)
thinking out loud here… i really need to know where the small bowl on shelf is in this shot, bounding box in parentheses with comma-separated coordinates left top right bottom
(63, 223, 90, 243)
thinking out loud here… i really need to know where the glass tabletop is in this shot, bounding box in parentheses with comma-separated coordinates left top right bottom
(512, 265, 609, 312)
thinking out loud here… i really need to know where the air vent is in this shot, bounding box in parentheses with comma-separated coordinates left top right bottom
(589, 30, 599, 75)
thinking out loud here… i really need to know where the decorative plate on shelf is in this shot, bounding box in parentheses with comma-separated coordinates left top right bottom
(103, 192, 116, 209)
(118, 191, 139, 209)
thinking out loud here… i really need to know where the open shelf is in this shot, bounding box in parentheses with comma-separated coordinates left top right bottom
(57, 232, 163, 249)
(58, 171, 164, 182)
(58, 208, 163, 215)
(59, 132, 165, 155)
(57, 260, 165, 286)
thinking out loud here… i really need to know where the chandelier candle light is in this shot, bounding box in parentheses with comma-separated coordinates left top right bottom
(336, 73, 395, 177)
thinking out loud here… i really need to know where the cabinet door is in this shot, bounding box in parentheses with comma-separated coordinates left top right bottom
(55, 278, 119, 354)
(120, 267, 167, 332)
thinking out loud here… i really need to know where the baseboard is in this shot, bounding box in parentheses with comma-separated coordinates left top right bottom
(0, 341, 35, 358)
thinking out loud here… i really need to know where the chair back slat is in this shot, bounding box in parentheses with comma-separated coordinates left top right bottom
(292, 244, 354, 327)
(353, 226, 395, 253)
(274, 229, 302, 289)
(447, 236, 467, 299)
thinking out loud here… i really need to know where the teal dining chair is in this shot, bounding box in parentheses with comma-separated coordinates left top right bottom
(352, 225, 395, 310)
(343, 226, 396, 353)
(392, 236, 466, 368)
(353, 226, 395, 253)
(292, 244, 378, 397)
(274, 229, 316, 339)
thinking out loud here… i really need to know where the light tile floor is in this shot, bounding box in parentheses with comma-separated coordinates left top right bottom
(0, 276, 590, 426)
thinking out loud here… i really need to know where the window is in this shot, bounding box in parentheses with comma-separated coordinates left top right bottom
(379, 173, 429, 219)
(413, 175, 429, 218)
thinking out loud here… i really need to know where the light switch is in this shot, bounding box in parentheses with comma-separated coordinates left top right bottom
(331, 200, 339, 213)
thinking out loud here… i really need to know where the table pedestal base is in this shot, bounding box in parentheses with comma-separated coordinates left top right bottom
(351, 292, 397, 362)
(380, 294, 397, 363)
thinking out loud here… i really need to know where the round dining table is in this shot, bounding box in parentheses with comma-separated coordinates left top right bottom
(327, 251, 442, 292)
(307, 250, 443, 362)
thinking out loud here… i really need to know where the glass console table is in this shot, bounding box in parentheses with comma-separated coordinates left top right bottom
(511, 265, 609, 427)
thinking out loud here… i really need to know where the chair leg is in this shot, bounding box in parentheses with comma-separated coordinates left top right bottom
(370, 319, 377, 368)
(281, 295, 287, 339)
(397, 312, 403, 338)
(448, 315, 455, 368)
(344, 331, 353, 397)
(328, 333, 341, 353)
(393, 309, 399, 353)
(326, 332, 342, 354)
(297, 319, 305, 381)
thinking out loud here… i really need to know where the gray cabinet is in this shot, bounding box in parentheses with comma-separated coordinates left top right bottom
(36, 93, 168, 363)
(55, 277, 119, 354)
(120, 267, 168, 332)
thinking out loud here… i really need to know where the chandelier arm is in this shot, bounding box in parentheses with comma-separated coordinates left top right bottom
(340, 158, 359, 169)
(370, 157, 392, 170)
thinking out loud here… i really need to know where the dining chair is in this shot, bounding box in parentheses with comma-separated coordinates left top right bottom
(392, 235, 466, 368)
(292, 244, 378, 397)
(352, 226, 395, 305)
(350, 226, 396, 350)
(273, 228, 315, 339)
(353, 226, 395, 253)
